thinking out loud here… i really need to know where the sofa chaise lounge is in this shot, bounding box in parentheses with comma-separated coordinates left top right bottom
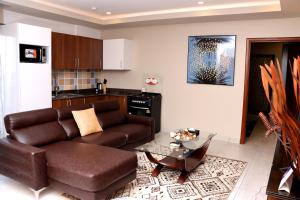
(0, 100, 155, 200)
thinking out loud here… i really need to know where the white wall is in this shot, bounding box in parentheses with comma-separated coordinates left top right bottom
(2, 9, 101, 39)
(0, 8, 3, 24)
(101, 17, 300, 143)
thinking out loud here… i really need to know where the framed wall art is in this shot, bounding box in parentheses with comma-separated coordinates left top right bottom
(187, 35, 236, 86)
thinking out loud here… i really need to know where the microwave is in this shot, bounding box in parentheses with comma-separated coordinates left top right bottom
(19, 44, 47, 63)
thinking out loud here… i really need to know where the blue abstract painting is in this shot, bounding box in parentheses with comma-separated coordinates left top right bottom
(187, 35, 236, 86)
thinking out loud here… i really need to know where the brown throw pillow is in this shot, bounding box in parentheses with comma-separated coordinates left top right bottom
(72, 108, 103, 136)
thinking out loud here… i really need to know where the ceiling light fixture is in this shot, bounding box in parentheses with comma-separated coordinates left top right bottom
(91, 6, 97, 10)
(197, 1, 204, 5)
(106, 11, 112, 15)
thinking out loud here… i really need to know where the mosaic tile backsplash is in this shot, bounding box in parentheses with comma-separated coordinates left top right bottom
(52, 70, 101, 91)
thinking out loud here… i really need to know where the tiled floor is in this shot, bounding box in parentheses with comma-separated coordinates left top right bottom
(213, 121, 277, 200)
(0, 121, 276, 200)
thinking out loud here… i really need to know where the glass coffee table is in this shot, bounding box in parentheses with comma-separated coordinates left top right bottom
(135, 131, 216, 184)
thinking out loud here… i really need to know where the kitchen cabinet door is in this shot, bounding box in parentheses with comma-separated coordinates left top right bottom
(52, 32, 103, 70)
(103, 39, 132, 70)
(103, 95, 127, 114)
(52, 98, 84, 108)
(52, 99, 69, 109)
(84, 96, 105, 104)
(119, 96, 128, 114)
(77, 36, 93, 69)
(52, 32, 64, 69)
(69, 97, 85, 106)
(77, 36, 103, 69)
(90, 38, 103, 70)
(63, 34, 77, 69)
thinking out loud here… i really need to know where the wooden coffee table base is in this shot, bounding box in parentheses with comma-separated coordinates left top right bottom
(145, 138, 212, 184)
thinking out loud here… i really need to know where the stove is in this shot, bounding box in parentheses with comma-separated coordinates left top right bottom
(127, 92, 162, 133)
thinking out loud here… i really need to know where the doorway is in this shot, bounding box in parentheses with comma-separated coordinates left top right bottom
(241, 37, 300, 144)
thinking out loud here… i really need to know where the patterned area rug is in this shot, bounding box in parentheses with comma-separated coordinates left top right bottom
(62, 152, 247, 200)
(107, 152, 247, 200)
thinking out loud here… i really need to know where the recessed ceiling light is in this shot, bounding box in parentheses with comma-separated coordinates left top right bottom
(91, 6, 97, 10)
(197, 1, 204, 5)
(106, 11, 112, 15)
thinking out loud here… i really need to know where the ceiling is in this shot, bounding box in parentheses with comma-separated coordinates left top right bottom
(24, 0, 277, 16)
(0, 0, 300, 28)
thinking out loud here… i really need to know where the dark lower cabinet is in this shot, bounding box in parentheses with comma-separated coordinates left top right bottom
(84, 96, 105, 104)
(52, 95, 127, 114)
(52, 98, 69, 108)
(52, 98, 84, 108)
(102, 95, 128, 114)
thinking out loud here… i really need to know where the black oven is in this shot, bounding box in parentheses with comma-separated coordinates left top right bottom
(19, 44, 47, 63)
(128, 93, 162, 133)
(128, 105, 152, 117)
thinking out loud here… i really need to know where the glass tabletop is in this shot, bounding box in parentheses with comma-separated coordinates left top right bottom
(135, 131, 216, 159)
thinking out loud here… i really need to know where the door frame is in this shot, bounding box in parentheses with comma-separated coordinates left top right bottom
(240, 37, 300, 144)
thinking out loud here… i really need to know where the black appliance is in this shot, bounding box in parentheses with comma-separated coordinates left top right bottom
(128, 92, 162, 133)
(19, 44, 47, 63)
(95, 82, 103, 94)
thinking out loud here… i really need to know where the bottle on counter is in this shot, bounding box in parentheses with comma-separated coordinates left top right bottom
(103, 79, 107, 94)
(96, 82, 103, 94)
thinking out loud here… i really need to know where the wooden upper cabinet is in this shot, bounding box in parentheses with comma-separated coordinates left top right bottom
(77, 36, 91, 69)
(63, 34, 77, 69)
(77, 36, 103, 69)
(91, 38, 103, 69)
(52, 32, 102, 70)
(52, 32, 77, 69)
(52, 32, 64, 70)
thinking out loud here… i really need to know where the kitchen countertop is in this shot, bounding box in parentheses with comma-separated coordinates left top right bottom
(52, 88, 141, 100)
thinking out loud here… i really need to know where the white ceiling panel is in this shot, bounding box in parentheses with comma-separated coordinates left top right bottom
(1, 0, 298, 28)
(40, 0, 265, 15)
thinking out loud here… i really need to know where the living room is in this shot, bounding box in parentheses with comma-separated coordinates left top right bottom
(0, 0, 300, 200)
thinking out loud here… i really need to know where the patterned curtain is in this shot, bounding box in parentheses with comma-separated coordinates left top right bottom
(0, 37, 5, 137)
(0, 35, 18, 138)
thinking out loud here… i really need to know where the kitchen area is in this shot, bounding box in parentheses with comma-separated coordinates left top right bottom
(0, 23, 161, 133)
(51, 31, 161, 132)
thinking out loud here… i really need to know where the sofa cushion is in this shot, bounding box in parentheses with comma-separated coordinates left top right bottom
(72, 108, 103, 136)
(72, 130, 127, 148)
(4, 108, 67, 146)
(42, 141, 137, 192)
(91, 100, 120, 113)
(56, 105, 91, 139)
(97, 111, 125, 129)
(107, 123, 151, 144)
(91, 100, 125, 129)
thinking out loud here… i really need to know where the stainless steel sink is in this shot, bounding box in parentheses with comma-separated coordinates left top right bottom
(53, 93, 84, 98)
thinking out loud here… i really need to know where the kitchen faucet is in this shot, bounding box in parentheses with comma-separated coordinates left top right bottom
(54, 86, 60, 96)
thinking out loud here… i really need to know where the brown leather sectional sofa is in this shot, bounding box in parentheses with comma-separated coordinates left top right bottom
(0, 100, 155, 200)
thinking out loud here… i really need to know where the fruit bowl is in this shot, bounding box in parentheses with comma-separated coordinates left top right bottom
(170, 128, 200, 142)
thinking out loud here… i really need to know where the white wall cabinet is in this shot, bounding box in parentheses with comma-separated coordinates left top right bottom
(103, 39, 132, 70)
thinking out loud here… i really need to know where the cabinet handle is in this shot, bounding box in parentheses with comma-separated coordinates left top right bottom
(75, 58, 77, 68)
(83, 97, 86, 104)
(77, 58, 80, 67)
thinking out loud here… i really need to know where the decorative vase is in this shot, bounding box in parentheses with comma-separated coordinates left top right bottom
(259, 57, 300, 183)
